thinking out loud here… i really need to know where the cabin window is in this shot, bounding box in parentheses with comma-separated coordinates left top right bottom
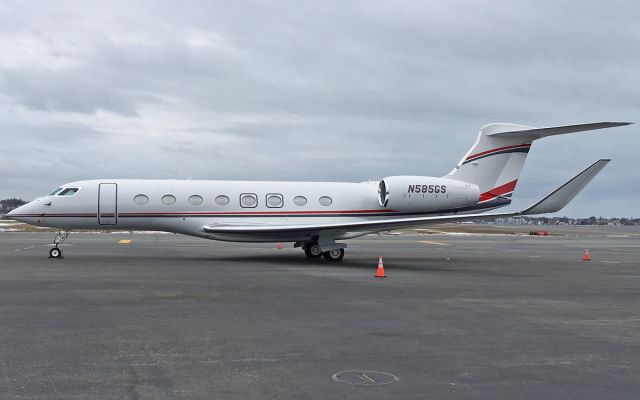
(49, 188, 63, 195)
(188, 195, 203, 205)
(133, 194, 149, 205)
(266, 193, 283, 208)
(161, 194, 176, 205)
(293, 196, 307, 206)
(215, 195, 230, 206)
(319, 196, 332, 206)
(58, 188, 79, 196)
(240, 193, 257, 208)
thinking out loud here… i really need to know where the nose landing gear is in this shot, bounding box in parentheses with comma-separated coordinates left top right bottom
(49, 230, 70, 259)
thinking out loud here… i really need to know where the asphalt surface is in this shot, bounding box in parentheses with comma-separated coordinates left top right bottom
(0, 227, 639, 399)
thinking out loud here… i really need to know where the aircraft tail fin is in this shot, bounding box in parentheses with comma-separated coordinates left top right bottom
(445, 122, 630, 209)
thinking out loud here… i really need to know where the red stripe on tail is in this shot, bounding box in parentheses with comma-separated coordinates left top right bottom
(465, 143, 531, 162)
(479, 180, 518, 202)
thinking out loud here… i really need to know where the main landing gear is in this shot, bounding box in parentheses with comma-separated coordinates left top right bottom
(302, 242, 345, 262)
(322, 248, 345, 262)
(303, 242, 323, 259)
(49, 230, 70, 259)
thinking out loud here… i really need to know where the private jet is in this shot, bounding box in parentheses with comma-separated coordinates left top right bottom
(8, 122, 630, 260)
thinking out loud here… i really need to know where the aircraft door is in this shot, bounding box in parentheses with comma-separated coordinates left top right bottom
(98, 183, 118, 225)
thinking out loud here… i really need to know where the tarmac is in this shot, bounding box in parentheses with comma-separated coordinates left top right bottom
(0, 226, 639, 399)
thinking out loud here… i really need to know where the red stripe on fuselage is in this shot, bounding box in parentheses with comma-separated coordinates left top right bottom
(11, 209, 399, 218)
(465, 143, 531, 162)
(479, 180, 518, 202)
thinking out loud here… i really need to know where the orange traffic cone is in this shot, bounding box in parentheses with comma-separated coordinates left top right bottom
(277, 243, 283, 250)
(375, 256, 386, 278)
(583, 249, 591, 261)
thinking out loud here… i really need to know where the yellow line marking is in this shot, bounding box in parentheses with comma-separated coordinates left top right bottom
(418, 240, 450, 246)
(118, 239, 132, 244)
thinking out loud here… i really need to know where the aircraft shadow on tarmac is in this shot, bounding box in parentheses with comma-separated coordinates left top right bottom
(167, 253, 533, 276)
(55, 245, 538, 276)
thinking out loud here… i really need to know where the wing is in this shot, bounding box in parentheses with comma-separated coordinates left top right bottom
(203, 159, 610, 236)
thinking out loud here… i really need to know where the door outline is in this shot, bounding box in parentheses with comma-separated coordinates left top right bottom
(98, 183, 118, 225)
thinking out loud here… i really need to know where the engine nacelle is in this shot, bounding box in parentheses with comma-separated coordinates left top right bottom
(378, 176, 480, 212)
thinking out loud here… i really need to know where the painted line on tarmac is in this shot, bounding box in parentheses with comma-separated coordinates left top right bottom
(358, 373, 376, 384)
(600, 260, 621, 264)
(418, 240, 450, 246)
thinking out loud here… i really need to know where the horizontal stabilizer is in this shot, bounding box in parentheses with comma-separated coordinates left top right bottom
(520, 159, 610, 215)
(486, 122, 631, 139)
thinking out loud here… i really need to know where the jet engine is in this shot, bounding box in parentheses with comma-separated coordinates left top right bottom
(378, 176, 480, 212)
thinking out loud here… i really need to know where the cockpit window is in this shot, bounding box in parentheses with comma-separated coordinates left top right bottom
(58, 188, 79, 196)
(49, 188, 63, 195)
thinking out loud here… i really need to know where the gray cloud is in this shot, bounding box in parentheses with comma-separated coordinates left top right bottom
(0, 0, 638, 216)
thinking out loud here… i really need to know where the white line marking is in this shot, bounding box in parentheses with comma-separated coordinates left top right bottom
(600, 260, 621, 264)
(418, 240, 450, 246)
(358, 373, 376, 384)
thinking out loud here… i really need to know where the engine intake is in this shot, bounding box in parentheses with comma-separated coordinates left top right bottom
(378, 176, 479, 212)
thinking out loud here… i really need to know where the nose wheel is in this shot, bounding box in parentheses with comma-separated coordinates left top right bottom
(49, 247, 63, 259)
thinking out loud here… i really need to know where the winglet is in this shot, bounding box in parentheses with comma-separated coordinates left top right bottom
(520, 159, 611, 215)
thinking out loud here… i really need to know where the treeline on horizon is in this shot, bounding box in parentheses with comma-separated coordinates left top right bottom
(0, 198, 27, 213)
(500, 216, 640, 226)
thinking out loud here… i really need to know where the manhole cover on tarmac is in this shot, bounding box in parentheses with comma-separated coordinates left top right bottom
(332, 370, 399, 386)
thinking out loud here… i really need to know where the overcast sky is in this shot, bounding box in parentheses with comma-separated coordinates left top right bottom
(0, 0, 637, 217)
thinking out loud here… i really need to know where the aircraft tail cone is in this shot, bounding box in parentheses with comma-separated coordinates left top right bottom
(375, 256, 386, 278)
(583, 249, 591, 262)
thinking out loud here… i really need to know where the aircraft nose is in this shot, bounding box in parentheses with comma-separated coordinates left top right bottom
(7, 206, 19, 217)
(7, 203, 32, 222)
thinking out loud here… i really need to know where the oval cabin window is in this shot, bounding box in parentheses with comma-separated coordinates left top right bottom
(293, 196, 307, 206)
(215, 195, 230, 206)
(133, 194, 149, 205)
(188, 195, 203, 205)
(266, 194, 283, 208)
(319, 196, 333, 206)
(240, 193, 257, 208)
(161, 195, 176, 205)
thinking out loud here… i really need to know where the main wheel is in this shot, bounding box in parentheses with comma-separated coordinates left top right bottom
(49, 247, 62, 259)
(304, 242, 323, 258)
(322, 248, 344, 262)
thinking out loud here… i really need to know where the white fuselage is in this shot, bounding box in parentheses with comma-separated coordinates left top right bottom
(10, 178, 486, 242)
